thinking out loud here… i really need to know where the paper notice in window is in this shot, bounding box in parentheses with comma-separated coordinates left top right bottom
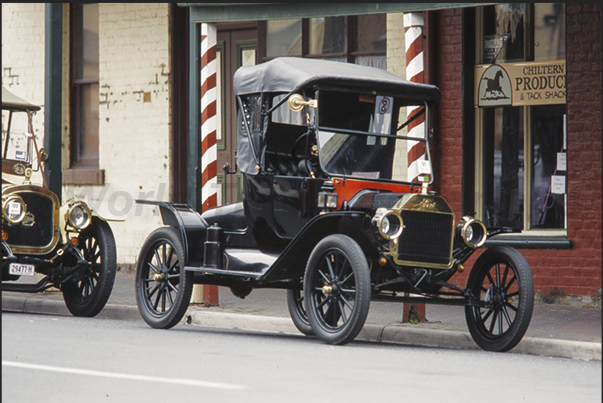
(557, 152, 566, 171)
(551, 175, 566, 194)
(373, 96, 393, 135)
(419, 160, 432, 175)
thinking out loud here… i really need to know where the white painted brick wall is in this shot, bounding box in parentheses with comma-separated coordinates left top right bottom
(3, 3, 173, 266)
(2, 3, 47, 186)
(72, 3, 171, 264)
(387, 12, 407, 79)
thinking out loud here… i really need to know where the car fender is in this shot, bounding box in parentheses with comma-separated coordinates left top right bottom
(136, 200, 208, 266)
(262, 211, 378, 282)
(58, 200, 122, 243)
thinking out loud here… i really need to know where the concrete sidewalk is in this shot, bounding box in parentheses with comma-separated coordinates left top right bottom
(2, 270, 601, 361)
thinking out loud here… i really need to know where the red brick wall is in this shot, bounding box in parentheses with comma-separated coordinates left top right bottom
(563, 3, 602, 295)
(433, 8, 464, 214)
(433, 5, 602, 296)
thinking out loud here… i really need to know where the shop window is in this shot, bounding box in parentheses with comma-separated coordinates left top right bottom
(262, 14, 386, 69)
(474, 4, 567, 233)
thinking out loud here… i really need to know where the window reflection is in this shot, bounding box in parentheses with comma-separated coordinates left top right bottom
(478, 4, 567, 231)
(483, 107, 525, 229)
(266, 19, 301, 57)
(263, 15, 386, 69)
(309, 17, 347, 55)
(531, 105, 566, 229)
(353, 14, 386, 53)
(534, 3, 566, 61)
(71, 3, 99, 167)
(483, 3, 525, 63)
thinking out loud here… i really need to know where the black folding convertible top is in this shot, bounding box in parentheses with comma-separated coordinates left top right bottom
(233, 57, 441, 106)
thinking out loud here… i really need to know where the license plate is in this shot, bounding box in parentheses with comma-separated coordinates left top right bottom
(9, 263, 36, 277)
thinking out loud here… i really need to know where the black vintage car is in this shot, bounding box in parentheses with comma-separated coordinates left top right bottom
(2, 87, 117, 317)
(135, 57, 534, 351)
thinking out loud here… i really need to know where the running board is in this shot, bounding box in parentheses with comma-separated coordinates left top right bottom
(185, 248, 279, 279)
(2, 277, 52, 293)
(185, 266, 263, 279)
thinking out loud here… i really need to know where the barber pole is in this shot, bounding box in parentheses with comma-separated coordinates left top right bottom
(403, 12, 426, 323)
(201, 23, 218, 212)
(194, 23, 219, 305)
(404, 12, 427, 184)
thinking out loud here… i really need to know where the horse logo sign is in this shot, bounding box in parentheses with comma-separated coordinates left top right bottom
(477, 64, 512, 107)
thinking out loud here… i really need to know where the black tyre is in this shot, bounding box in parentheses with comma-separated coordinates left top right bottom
(62, 218, 117, 317)
(135, 227, 193, 329)
(465, 246, 534, 352)
(287, 282, 313, 336)
(304, 234, 371, 345)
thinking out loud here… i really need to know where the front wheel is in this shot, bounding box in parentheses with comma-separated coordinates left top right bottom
(62, 219, 117, 317)
(304, 235, 371, 345)
(465, 246, 534, 352)
(135, 227, 193, 329)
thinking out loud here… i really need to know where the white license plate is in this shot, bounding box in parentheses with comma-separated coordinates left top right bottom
(9, 263, 36, 277)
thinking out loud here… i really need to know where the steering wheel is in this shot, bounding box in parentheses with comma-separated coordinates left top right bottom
(291, 132, 309, 163)
(291, 131, 321, 177)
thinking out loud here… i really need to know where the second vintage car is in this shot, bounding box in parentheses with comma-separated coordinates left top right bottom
(2, 87, 118, 317)
(135, 57, 534, 351)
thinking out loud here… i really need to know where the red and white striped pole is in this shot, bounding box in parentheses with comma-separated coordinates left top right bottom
(404, 12, 427, 184)
(201, 23, 218, 212)
(403, 12, 426, 323)
(193, 23, 219, 306)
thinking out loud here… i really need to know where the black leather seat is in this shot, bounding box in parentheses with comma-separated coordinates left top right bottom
(200, 202, 248, 231)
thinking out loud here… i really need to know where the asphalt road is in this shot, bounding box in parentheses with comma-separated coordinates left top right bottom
(2, 312, 601, 403)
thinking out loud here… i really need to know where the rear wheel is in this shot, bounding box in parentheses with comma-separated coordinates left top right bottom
(287, 282, 313, 336)
(135, 227, 193, 329)
(304, 235, 371, 345)
(465, 246, 534, 352)
(62, 219, 117, 317)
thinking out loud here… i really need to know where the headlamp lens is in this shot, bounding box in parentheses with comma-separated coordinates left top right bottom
(68, 203, 91, 229)
(3, 195, 26, 224)
(377, 211, 403, 240)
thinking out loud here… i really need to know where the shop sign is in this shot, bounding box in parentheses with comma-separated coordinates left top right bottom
(475, 60, 566, 107)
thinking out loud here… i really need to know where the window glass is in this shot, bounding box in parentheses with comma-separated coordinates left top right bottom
(2, 109, 32, 163)
(71, 3, 99, 168)
(355, 55, 387, 70)
(482, 4, 525, 63)
(476, 4, 567, 232)
(353, 14, 386, 53)
(216, 47, 223, 142)
(74, 4, 99, 80)
(531, 105, 566, 229)
(271, 94, 313, 126)
(354, 14, 387, 69)
(309, 17, 347, 55)
(79, 84, 99, 158)
(482, 107, 525, 229)
(262, 15, 386, 69)
(266, 19, 301, 57)
(534, 3, 566, 61)
(241, 48, 256, 66)
(317, 91, 431, 183)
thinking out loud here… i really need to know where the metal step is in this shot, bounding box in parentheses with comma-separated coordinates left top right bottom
(185, 248, 279, 279)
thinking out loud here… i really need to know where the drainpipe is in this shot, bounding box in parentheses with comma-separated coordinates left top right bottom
(44, 3, 63, 203)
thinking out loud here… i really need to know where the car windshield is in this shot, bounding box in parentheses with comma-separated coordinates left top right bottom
(2, 105, 47, 186)
(316, 90, 432, 184)
(2, 108, 33, 163)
